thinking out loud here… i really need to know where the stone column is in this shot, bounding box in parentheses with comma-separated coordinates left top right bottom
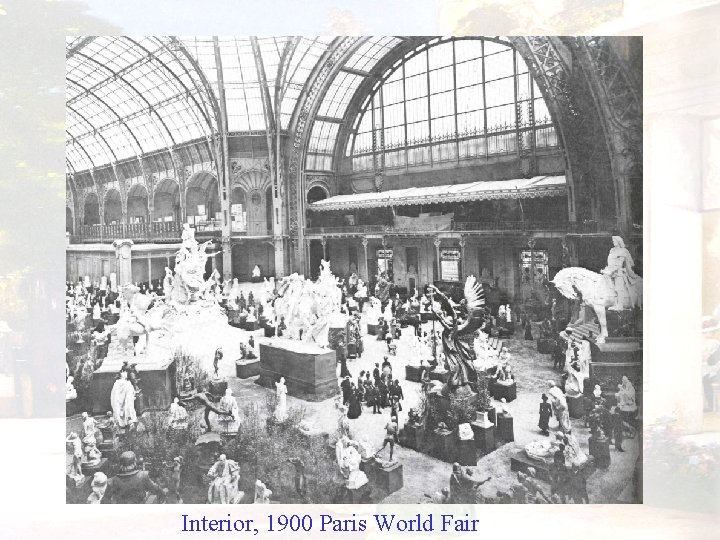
(459, 236, 466, 280)
(434, 236, 441, 282)
(361, 237, 369, 281)
(274, 236, 285, 279)
(147, 256, 152, 284)
(321, 236, 327, 261)
(222, 236, 232, 281)
(112, 239, 134, 287)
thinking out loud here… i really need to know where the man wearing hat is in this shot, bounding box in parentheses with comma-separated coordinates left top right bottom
(106, 451, 167, 503)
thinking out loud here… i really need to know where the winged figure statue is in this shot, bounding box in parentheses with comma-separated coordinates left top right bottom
(428, 276, 486, 393)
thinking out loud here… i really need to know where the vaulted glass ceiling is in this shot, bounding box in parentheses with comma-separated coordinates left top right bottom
(66, 36, 217, 173)
(66, 36, 412, 176)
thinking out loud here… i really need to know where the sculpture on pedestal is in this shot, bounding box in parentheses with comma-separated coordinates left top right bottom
(272, 260, 342, 347)
(254, 479, 272, 503)
(335, 436, 368, 490)
(547, 382, 571, 433)
(551, 237, 642, 343)
(615, 375, 637, 414)
(428, 276, 486, 395)
(87, 472, 108, 504)
(274, 377, 288, 423)
(218, 388, 240, 432)
(66, 432, 84, 486)
(168, 397, 189, 429)
(66, 375, 77, 401)
(207, 454, 242, 504)
(110, 284, 168, 355)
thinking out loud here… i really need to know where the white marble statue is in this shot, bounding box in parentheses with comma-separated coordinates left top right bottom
(525, 431, 564, 465)
(110, 370, 137, 429)
(168, 397, 189, 429)
(254, 479, 272, 503)
(207, 454, 242, 504)
(163, 266, 174, 297)
(82, 412, 97, 442)
(547, 382, 571, 433)
(66, 375, 77, 401)
(553, 237, 642, 343)
(615, 375, 637, 413)
(252, 265, 261, 278)
(272, 261, 343, 346)
(602, 236, 641, 311)
(66, 432, 85, 486)
(274, 377, 288, 422)
(219, 389, 240, 432)
(335, 436, 368, 490)
(83, 436, 102, 466)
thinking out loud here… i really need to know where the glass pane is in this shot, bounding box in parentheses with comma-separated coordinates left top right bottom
(455, 40, 484, 63)
(405, 98, 429, 123)
(428, 41, 454, 70)
(405, 73, 428, 100)
(430, 90, 455, 119)
(485, 77, 515, 107)
(457, 85, 483, 113)
(456, 58, 482, 88)
(429, 66, 454, 93)
(484, 49, 515, 81)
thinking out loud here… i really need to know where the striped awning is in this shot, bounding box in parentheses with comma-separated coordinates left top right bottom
(308, 175, 566, 212)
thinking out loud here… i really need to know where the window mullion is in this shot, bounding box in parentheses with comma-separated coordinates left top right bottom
(452, 40, 459, 165)
(481, 41, 488, 159)
(426, 51, 433, 166)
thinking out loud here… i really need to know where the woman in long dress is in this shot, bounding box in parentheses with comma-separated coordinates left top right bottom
(347, 386, 362, 420)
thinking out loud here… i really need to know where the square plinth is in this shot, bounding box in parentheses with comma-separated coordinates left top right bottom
(567, 393, 588, 418)
(590, 339, 642, 364)
(456, 438, 477, 466)
(256, 340, 339, 401)
(81, 457, 108, 477)
(470, 421, 495, 454)
(429, 369, 450, 383)
(375, 462, 403, 494)
(432, 429, 455, 461)
(491, 381, 517, 402)
(496, 415, 514, 442)
(235, 359, 261, 378)
(509, 449, 551, 482)
(89, 357, 175, 415)
(589, 436, 611, 469)
(367, 323, 378, 336)
(405, 365, 422, 382)
(401, 424, 425, 450)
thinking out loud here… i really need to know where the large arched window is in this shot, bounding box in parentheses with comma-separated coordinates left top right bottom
(347, 38, 557, 172)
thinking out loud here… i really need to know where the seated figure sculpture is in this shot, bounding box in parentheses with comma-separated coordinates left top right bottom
(207, 454, 242, 504)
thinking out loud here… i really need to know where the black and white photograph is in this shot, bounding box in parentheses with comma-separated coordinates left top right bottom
(63, 36, 643, 504)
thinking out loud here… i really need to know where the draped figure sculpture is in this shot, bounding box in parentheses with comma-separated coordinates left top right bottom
(602, 236, 641, 311)
(428, 276, 486, 394)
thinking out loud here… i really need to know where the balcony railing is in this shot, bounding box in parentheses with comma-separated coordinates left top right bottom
(73, 222, 184, 243)
(305, 220, 583, 236)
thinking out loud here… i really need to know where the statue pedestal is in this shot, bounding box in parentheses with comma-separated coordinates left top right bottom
(367, 323, 378, 336)
(605, 309, 641, 338)
(456, 438, 477, 466)
(375, 462, 403, 494)
(470, 420, 495, 455)
(432, 428, 455, 461)
(510, 449, 551, 482)
(429, 368, 450, 383)
(496, 414, 514, 442)
(401, 423, 425, 450)
(235, 359, 261, 378)
(405, 365, 422, 382)
(589, 435, 611, 469)
(81, 457, 108, 477)
(567, 394, 588, 418)
(256, 340, 338, 401)
(66, 475, 91, 504)
(491, 381, 517, 402)
(89, 356, 176, 415)
(590, 338, 642, 364)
